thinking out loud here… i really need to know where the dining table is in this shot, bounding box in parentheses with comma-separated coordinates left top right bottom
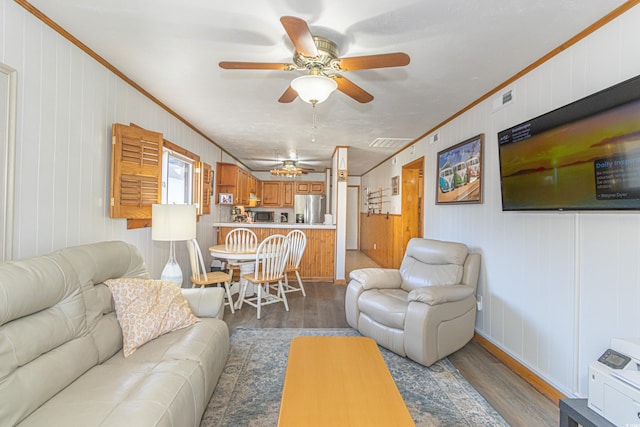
(209, 244, 258, 308)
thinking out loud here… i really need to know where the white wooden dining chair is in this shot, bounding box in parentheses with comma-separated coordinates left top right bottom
(225, 227, 258, 281)
(238, 234, 290, 319)
(186, 239, 235, 313)
(282, 229, 307, 296)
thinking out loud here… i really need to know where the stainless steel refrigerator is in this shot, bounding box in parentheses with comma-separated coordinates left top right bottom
(294, 194, 325, 224)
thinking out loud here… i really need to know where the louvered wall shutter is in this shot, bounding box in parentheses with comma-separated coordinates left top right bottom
(196, 161, 212, 215)
(110, 123, 163, 219)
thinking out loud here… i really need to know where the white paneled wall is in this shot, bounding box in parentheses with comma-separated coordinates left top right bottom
(362, 5, 640, 396)
(1, 1, 223, 283)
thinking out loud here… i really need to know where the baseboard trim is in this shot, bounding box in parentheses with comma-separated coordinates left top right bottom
(472, 333, 566, 404)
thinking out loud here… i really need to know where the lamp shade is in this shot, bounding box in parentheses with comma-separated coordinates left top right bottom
(291, 75, 338, 104)
(152, 204, 196, 241)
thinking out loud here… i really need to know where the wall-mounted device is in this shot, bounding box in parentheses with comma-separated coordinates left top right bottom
(588, 338, 640, 426)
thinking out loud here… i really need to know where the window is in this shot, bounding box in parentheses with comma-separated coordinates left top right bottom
(162, 149, 193, 204)
(110, 123, 212, 229)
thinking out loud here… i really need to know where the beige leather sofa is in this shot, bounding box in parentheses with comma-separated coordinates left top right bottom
(0, 241, 229, 426)
(345, 238, 480, 367)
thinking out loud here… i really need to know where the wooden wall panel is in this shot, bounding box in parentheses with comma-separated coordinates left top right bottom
(359, 213, 404, 268)
(217, 227, 335, 281)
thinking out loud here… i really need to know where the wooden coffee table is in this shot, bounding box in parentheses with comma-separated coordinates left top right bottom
(278, 336, 415, 426)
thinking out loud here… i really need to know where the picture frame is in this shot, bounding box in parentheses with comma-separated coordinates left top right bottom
(219, 193, 233, 205)
(391, 176, 399, 195)
(436, 134, 484, 204)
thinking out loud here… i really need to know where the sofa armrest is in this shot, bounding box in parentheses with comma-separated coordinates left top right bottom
(349, 268, 402, 290)
(408, 285, 475, 305)
(181, 287, 225, 319)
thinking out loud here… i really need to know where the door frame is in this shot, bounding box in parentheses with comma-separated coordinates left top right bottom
(346, 185, 360, 250)
(1, 62, 17, 263)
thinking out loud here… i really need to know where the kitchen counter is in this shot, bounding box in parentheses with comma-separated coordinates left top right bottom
(212, 222, 336, 229)
(213, 224, 336, 281)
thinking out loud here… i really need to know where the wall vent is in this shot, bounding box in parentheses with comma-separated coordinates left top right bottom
(493, 87, 515, 111)
(369, 138, 412, 149)
(428, 133, 440, 145)
(502, 89, 513, 104)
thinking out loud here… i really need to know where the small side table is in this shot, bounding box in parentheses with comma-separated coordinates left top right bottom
(559, 398, 615, 427)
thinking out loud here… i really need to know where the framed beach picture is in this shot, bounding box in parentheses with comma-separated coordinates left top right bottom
(436, 134, 484, 204)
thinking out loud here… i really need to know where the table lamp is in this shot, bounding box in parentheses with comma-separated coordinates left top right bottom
(152, 204, 196, 286)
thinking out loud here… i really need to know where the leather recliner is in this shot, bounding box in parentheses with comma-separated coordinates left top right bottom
(345, 238, 481, 367)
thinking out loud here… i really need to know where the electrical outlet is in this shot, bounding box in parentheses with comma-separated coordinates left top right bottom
(477, 295, 483, 311)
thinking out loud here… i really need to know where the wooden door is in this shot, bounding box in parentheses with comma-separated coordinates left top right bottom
(401, 158, 424, 253)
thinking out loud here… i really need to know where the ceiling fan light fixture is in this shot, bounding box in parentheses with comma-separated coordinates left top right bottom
(291, 75, 337, 104)
(270, 168, 302, 177)
(270, 159, 304, 177)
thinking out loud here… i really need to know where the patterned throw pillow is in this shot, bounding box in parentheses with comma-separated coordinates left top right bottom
(105, 278, 199, 357)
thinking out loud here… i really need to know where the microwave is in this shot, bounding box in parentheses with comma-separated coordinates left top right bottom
(254, 211, 274, 222)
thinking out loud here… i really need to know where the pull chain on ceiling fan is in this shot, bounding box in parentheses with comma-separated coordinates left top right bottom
(219, 16, 410, 105)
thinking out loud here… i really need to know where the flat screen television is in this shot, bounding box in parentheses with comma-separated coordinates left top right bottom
(498, 74, 640, 211)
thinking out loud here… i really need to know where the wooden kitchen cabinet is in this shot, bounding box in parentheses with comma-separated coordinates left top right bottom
(296, 181, 325, 194)
(215, 162, 257, 205)
(248, 175, 259, 195)
(261, 180, 295, 207)
(237, 169, 249, 205)
(282, 182, 294, 207)
(261, 181, 282, 207)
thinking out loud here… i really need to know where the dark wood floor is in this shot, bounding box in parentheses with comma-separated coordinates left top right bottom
(223, 252, 559, 427)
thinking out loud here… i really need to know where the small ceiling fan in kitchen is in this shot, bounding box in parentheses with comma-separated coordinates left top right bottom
(219, 16, 410, 105)
(270, 160, 314, 177)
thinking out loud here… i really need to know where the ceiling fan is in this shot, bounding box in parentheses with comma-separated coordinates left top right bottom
(270, 160, 314, 177)
(219, 16, 410, 104)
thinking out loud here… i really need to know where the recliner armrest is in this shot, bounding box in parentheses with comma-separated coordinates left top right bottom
(349, 268, 402, 289)
(408, 285, 475, 305)
(181, 287, 225, 319)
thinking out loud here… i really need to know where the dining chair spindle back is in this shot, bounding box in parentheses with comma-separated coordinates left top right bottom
(186, 238, 235, 313)
(283, 230, 307, 296)
(238, 234, 290, 319)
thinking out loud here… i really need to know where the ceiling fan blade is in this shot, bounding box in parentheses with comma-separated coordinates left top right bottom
(278, 86, 298, 103)
(219, 61, 293, 70)
(332, 75, 374, 103)
(280, 16, 319, 57)
(337, 52, 410, 71)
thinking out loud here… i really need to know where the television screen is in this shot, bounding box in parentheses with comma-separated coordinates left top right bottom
(498, 74, 640, 211)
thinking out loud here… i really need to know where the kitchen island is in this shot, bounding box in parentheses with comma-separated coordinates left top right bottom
(213, 222, 336, 282)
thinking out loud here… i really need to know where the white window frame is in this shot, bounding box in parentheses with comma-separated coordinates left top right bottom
(161, 148, 194, 205)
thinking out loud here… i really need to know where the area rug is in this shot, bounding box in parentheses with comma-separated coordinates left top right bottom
(200, 328, 508, 426)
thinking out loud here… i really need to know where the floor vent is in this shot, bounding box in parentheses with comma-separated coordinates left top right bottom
(369, 138, 413, 149)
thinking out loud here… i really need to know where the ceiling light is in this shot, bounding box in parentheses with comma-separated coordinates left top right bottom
(291, 75, 337, 104)
(271, 160, 302, 177)
(270, 168, 301, 178)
